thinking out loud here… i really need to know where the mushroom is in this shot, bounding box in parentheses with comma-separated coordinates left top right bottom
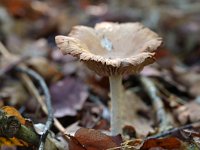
(55, 22, 162, 135)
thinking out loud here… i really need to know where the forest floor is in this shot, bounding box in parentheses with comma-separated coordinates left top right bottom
(0, 0, 200, 149)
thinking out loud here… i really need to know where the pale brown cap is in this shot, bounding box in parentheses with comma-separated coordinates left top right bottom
(55, 22, 162, 76)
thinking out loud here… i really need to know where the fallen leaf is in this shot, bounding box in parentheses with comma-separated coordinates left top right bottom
(141, 137, 181, 150)
(2, 106, 25, 125)
(50, 77, 88, 117)
(0, 106, 28, 147)
(74, 128, 122, 150)
(66, 135, 85, 150)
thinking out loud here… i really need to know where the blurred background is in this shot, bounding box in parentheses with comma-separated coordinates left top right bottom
(0, 0, 200, 65)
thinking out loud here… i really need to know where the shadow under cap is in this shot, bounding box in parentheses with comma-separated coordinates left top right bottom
(55, 22, 162, 76)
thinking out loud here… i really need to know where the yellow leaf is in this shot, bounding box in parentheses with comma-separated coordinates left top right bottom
(2, 106, 25, 125)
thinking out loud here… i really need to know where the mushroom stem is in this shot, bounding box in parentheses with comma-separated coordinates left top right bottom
(109, 75, 123, 135)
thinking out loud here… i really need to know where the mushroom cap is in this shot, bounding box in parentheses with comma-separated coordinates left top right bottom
(55, 22, 162, 76)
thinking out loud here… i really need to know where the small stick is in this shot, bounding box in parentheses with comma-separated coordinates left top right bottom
(18, 68, 66, 133)
(140, 76, 170, 132)
(146, 121, 200, 140)
(16, 67, 53, 150)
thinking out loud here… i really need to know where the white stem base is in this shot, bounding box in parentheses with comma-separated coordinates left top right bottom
(109, 75, 123, 135)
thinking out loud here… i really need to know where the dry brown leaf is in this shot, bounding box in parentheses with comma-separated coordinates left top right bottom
(66, 135, 85, 150)
(141, 137, 182, 150)
(74, 128, 122, 150)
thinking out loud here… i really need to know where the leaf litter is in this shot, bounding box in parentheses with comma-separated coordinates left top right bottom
(0, 0, 200, 149)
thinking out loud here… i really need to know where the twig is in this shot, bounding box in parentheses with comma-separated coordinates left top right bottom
(146, 121, 200, 140)
(17, 66, 66, 133)
(140, 76, 170, 132)
(108, 121, 200, 150)
(15, 67, 53, 150)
